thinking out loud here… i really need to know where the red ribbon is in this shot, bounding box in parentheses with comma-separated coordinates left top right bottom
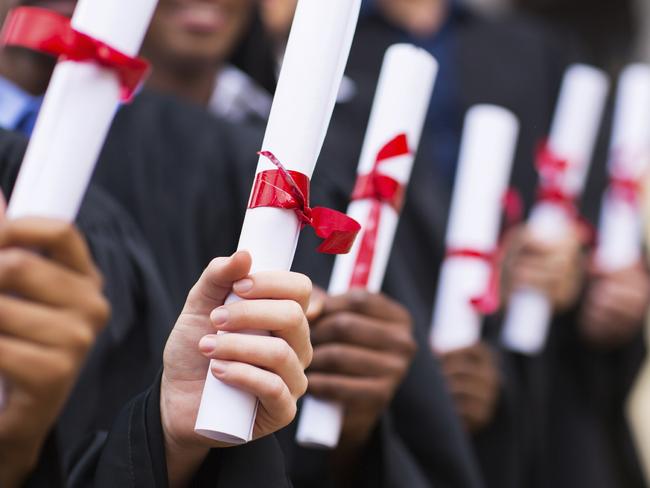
(0, 7, 149, 101)
(446, 248, 501, 315)
(443, 189, 523, 315)
(348, 134, 410, 288)
(609, 174, 642, 205)
(535, 139, 578, 217)
(250, 151, 360, 255)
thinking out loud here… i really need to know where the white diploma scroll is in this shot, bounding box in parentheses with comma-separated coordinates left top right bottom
(501, 64, 610, 355)
(8, 0, 159, 219)
(0, 0, 158, 413)
(430, 105, 519, 353)
(295, 44, 438, 449)
(194, 0, 362, 444)
(594, 64, 650, 271)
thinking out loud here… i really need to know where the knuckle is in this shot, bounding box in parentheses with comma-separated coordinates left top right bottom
(287, 300, 305, 326)
(283, 400, 298, 425)
(299, 274, 313, 300)
(69, 324, 96, 354)
(88, 295, 111, 331)
(0, 248, 31, 276)
(266, 375, 287, 402)
(296, 373, 309, 397)
(303, 340, 314, 368)
(89, 266, 105, 289)
(271, 338, 294, 368)
(347, 289, 370, 311)
(330, 312, 354, 339)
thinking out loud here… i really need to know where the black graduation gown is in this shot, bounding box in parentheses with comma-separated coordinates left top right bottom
(0, 129, 292, 488)
(93, 90, 444, 488)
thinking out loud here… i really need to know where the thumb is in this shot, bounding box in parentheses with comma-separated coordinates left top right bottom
(182, 251, 253, 316)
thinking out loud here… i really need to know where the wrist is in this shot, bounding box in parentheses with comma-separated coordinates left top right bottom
(160, 387, 210, 488)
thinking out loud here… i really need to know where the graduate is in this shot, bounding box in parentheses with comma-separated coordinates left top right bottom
(0, 2, 433, 486)
(142, 0, 274, 124)
(0, 126, 314, 487)
(134, 2, 486, 486)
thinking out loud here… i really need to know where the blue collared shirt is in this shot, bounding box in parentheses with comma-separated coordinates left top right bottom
(0, 76, 43, 136)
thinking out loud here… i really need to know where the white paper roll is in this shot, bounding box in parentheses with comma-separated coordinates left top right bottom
(0, 0, 158, 413)
(429, 105, 519, 353)
(294, 44, 437, 449)
(194, 0, 362, 444)
(8, 0, 159, 220)
(594, 64, 650, 271)
(501, 64, 610, 355)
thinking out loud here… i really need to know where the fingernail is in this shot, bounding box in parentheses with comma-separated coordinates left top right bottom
(210, 307, 229, 326)
(233, 278, 253, 294)
(211, 359, 229, 376)
(199, 335, 218, 353)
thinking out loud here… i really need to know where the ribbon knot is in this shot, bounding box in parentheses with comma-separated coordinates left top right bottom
(535, 139, 578, 216)
(349, 134, 410, 288)
(446, 248, 501, 315)
(0, 7, 150, 101)
(443, 189, 523, 315)
(250, 151, 360, 255)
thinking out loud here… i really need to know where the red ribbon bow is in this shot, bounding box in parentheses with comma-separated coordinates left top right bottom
(443, 190, 523, 315)
(446, 248, 501, 315)
(250, 151, 361, 254)
(535, 139, 578, 217)
(348, 134, 410, 288)
(0, 7, 149, 101)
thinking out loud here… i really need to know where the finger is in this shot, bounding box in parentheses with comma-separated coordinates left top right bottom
(200, 334, 307, 397)
(323, 290, 411, 322)
(447, 377, 496, 405)
(309, 343, 404, 378)
(306, 373, 389, 406)
(0, 335, 74, 391)
(183, 251, 252, 315)
(210, 299, 311, 367)
(306, 286, 327, 322)
(0, 249, 109, 324)
(441, 349, 497, 381)
(311, 311, 415, 356)
(210, 361, 298, 433)
(232, 270, 312, 313)
(510, 266, 553, 291)
(0, 219, 99, 280)
(0, 294, 99, 351)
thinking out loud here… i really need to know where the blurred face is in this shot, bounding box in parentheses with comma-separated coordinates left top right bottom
(0, 0, 76, 21)
(259, 0, 297, 42)
(144, 0, 255, 70)
(376, 0, 444, 36)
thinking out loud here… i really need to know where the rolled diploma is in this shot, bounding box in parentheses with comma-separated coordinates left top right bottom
(7, 0, 159, 219)
(295, 44, 438, 449)
(0, 0, 158, 413)
(594, 64, 650, 271)
(194, 0, 362, 444)
(501, 64, 610, 355)
(430, 105, 519, 353)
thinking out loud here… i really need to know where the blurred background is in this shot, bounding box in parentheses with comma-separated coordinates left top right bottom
(463, 0, 649, 70)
